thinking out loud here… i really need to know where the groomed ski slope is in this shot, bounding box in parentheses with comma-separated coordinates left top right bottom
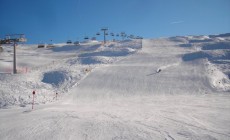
(66, 39, 214, 101)
(0, 37, 230, 140)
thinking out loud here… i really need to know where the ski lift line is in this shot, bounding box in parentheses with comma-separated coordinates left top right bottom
(53, 28, 140, 42)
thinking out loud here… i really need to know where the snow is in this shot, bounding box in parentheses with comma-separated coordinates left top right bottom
(0, 34, 230, 140)
(0, 40, 142, 107)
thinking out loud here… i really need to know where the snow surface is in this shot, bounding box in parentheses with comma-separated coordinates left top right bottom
(0, 35, 230, 140)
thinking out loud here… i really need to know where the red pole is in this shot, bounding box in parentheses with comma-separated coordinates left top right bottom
(32, 91, 35, 109)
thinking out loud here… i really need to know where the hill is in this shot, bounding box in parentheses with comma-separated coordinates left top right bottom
(0, 34, 230, 140)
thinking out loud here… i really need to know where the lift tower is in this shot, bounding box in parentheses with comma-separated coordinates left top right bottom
(0, 34, 27, 74)
(101, 28, 108, 44)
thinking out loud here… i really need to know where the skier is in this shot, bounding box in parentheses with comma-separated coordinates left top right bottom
(156, 68, 161, 73)
(56, 92, 58, 100)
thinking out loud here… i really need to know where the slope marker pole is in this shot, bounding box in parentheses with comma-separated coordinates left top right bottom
(32, 91, 35, 109)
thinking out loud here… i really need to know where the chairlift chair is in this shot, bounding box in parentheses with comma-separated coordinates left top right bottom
(66, 40, 72, 44)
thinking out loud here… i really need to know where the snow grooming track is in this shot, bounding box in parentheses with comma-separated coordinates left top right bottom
(0, 36, 230, 140)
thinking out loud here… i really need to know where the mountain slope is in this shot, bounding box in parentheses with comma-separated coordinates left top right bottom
(0, 35, 230, 140)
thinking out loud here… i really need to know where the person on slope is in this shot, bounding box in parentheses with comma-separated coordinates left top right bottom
(156, 68, 161, 73)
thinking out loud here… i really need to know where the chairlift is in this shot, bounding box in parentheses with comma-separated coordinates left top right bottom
(3, 34, 27, 44)
(116, 34, 119, 37)
(84, 36, 89, 40)
(96, 32, 100, 35)
(110, 33, 114, 36)
(105, 33, 108, 35)
(0, 34, 27, 74)
(66, 40, 72, 44)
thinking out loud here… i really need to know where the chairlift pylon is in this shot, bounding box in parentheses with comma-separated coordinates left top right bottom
(0, 34, 27, 74)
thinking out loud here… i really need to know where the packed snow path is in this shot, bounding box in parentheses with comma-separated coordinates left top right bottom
(66, 39, 213, 101)
(0, 39, 230, 140)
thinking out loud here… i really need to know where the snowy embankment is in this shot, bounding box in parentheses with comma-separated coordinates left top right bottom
(0, 40, 142, 108)
(0, 34, 230, 140)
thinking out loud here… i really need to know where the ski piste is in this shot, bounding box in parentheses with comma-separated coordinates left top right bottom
(0, 34, 230, 140)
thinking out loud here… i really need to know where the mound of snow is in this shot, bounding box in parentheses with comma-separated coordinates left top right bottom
(182, 50, 229, 62)
(42, 71, 69, 87)
(205, 61, 230, 91)
(79, 56, 116, 65)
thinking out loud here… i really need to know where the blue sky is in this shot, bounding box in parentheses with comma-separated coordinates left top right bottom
(0, 0, 230, 43)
